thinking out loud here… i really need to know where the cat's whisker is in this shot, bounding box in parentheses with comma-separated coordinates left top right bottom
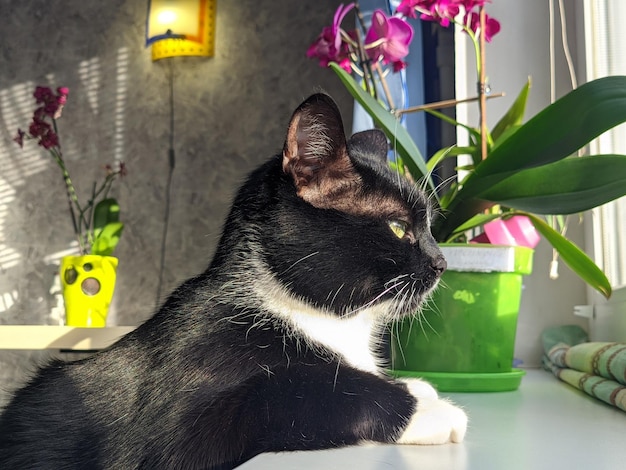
(434, 173, 458, 194)
(416, 307, 440, 340)
(389, 116, 405, 199)
(386, 281, 413, 321)
(282, 251, 320, 274)
(384, 273, 409, 289)
(409, 288, 441, 340)
(333, 358, 341, 392)
(328, 283, 345, 307)
(391, 320, 408, 369)
(344, 280, 406, 316)
(348, 287, 357, 304)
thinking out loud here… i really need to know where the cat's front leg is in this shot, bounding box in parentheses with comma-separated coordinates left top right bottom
(396, 378, 468, 445)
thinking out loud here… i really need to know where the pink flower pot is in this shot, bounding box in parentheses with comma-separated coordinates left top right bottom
(472, 216, 540, 248)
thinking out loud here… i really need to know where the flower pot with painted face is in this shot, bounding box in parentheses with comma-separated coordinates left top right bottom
(60, 255, 118, 328)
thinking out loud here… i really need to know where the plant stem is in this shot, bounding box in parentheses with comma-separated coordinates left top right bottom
(49, 145, 87, 254)
(353, 3, 377, 99)
(479, 7, 488, 161)
(395, 92, 504, 116)
(373, 62, 395, 111)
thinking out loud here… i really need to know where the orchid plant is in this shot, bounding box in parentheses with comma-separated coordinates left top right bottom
(309, 1, 626, 298)
(14, 86, 126, 257)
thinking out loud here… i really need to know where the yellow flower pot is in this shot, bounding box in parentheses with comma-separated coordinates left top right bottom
(60, 255, 118, 327)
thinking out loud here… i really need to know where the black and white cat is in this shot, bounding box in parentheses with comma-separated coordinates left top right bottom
(0, 94, 467, 469)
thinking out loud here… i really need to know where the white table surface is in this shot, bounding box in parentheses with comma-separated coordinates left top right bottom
(237, 369, 626, 470)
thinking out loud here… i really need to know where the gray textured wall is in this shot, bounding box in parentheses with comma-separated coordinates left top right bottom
(0, 0, 353, 402)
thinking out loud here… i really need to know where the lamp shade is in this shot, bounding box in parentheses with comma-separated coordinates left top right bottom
(146, 0, 216, 60)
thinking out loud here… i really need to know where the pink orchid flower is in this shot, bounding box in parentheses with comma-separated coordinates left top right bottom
(417, 0, 462, 28)
(466, 10, 501, 42)
(461, 0, 490, 11)
(307, 3, 355, 72)
(396, 0, 500, 42)
(365, 9, 414, 69)
(396, 0, 421, 19)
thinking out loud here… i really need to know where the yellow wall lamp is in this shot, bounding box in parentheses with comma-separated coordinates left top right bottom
(145, 0, 216, 60)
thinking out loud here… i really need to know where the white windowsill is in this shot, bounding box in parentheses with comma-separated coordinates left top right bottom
(0, 325, 135, 350)
(238, 369, 626, 470)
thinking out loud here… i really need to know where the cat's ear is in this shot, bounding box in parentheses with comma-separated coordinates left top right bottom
(348, 130, 389, 163)
(282, 94, 358, 204)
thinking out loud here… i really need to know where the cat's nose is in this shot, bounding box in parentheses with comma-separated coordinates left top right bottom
(431, 256, 447, 276)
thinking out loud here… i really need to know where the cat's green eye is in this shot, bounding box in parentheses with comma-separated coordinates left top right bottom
(388, 220, 408, 239)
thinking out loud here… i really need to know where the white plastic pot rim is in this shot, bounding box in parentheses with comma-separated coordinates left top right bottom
(440, 245, 528, 273)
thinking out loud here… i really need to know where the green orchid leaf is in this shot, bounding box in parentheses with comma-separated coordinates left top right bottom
(438, 181, 459, 208)
(425, 108, 485, 166)
(427, 146, 475, 171)
(433, 197, 494, 240)
(546, 214, 569, 232)
(525, 214, 611, 298)
(457, 75, 626, 202)
(93, 198, 121, 232)
(424, 108, 481, 140)
(444, 212, 503, 242)
(330, 63, 435, 195)
(92, 222, 124, 257)
(491, 79, 531, 141)
(91, 237, 113, 257)
(490, 124, 522, 152)
(477, 155, 626, 214)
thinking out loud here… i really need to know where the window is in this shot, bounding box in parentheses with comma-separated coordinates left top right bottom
(584, 0, 626, 291)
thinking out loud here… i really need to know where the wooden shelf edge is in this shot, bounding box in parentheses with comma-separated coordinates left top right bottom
(0, 326, 136, 350)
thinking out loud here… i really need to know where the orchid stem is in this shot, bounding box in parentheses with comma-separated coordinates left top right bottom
(353, 3, 377, 99)
(395, 92, 504, 116)
(373, 62, 395, 111)
(50, 146, 86, 254)
(479, 7, 488, 161)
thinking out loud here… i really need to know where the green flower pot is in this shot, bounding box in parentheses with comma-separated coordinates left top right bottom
(391, 244, 534, 392)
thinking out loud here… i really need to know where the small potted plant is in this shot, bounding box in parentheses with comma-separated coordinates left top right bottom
(308, 1, 626, 390)
(14, 86, 126, 328)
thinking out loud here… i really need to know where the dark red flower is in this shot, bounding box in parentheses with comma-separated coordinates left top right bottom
(13, 129, 26, 148)
(392, 60, 408, 72)
(105, 161, 128, 178)
(118, 161, 127, 177)
(33, 86, 54, 104)
(31, 86, 69, 118)
(28, 117, 50, 138)
(39, 131, 59, 149)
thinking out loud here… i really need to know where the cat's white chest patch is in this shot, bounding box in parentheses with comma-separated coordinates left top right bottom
(286, 307, 383, 374)
(252, 265, 386, 374)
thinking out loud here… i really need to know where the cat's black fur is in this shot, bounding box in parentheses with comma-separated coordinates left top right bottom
(0, 94, 465, 469)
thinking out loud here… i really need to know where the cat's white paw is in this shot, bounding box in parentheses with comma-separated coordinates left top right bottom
(396, 397, 468, 445)
(397, 377, 439, 400)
